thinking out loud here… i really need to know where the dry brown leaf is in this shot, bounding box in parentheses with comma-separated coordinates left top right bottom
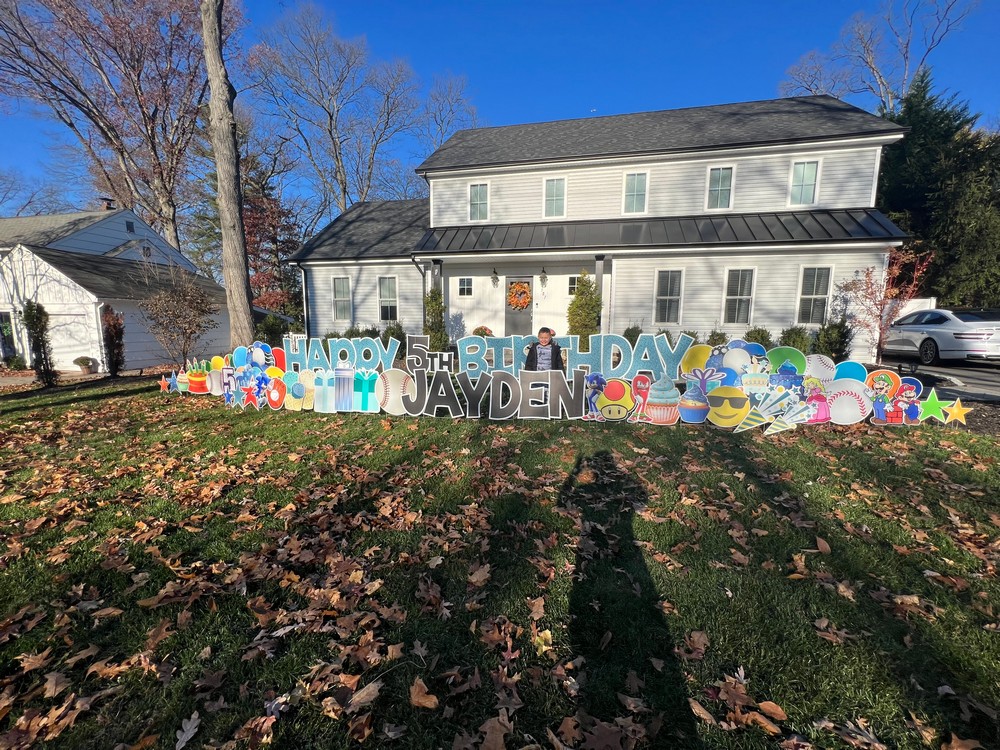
(758, 701, 788, 721)
(527, 596, 545, 621)
(43, 672, 71, 699)
(409, 677, 439, 710)
(468, 563, 491, 588)
(816, 537, 831, 554)
(746, 711, 782, 735)
(479, 709, 512, 750)
(941, 734, 983, 750)
(689, 698, 717, 725)
(346, 679, 382, 714)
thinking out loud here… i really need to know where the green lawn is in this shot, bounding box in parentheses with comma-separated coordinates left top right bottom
(0, 378, 998, 749)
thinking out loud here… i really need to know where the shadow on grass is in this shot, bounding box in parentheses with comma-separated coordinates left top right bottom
(0, 375, 154, 415)
(563, 450, 702, 747)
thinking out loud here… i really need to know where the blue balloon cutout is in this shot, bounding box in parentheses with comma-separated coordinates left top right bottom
(834, 361, 868, 382)
(718, 367, 741, 386)
(728, 339, 748, 350)
(744, 343, 766, 357)
(232, 346, 248, 368)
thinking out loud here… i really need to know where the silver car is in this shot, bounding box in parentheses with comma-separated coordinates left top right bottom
(884, 308, 1000, 364)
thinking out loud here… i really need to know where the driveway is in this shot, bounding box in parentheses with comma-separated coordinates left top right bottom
(881, 355, 1000, 402)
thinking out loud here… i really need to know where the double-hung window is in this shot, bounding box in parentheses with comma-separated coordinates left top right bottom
(724, 269, 754, 325)
(790, 161, 819, 205)
(707, 167, 734, 209)
(469, 183, 488, 221)
(654, 270, 682, 324)
(544, 178, 565, 218)
(378, 277, 398, 322)
(332, 277, 351, 322)
(798, 267, 831, 325)
(623, 172, 647, 214)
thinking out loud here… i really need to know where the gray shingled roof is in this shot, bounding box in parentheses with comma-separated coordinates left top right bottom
(289, 199, 429, 262)
(413, 209, 907, 256)
(25, 245, 226, 302)
(416, 95, 906, 173)
(0, 210, 120, 248)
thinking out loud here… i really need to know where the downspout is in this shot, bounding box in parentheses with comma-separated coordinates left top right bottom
(95, 301, 105, 373)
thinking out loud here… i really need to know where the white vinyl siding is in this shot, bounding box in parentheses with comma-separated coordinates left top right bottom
(654, 270, 682, 324)
(609, 249, 889, 360)
(428, 148, 879, 226)
(724, 269, 754, 325)
(469, 183, 489, 221)
(798, 267, 831, 325)
(46, 211, 197, 271)
(332, 277, 351, 322)
(790, 161, 820, 205)
(623, 172, 647, 214)
(706, 166, 733, 210)
(544, 177, 566, 218)
(378, 276, 398, 322)
(306, 262, 425, 338)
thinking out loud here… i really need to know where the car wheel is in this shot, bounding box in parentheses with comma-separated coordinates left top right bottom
(919, 338, 939, 365)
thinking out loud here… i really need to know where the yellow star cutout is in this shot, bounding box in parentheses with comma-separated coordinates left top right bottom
(943, 398, 972, 425)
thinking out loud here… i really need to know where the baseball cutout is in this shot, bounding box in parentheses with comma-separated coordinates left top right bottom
(377, 368, 416, 416)
(827, 379, 873, 425)
(804, 354, 837, 383)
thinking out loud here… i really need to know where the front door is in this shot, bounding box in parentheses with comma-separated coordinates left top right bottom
(504, 277, 533, 336)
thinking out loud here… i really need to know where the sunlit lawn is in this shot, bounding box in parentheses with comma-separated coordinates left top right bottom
(0, 378, 998, 749)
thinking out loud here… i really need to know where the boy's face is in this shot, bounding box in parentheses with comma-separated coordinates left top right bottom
(538, 331, 551, 346)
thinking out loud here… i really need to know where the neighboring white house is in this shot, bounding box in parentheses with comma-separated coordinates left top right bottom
(0, 208, 231, 370)
(291, 95, 909, 358)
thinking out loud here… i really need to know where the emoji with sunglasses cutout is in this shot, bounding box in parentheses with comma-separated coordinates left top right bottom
(706, 386, 752, 427)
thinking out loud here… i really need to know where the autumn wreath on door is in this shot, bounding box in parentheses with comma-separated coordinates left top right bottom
(507, 281, 531, 310)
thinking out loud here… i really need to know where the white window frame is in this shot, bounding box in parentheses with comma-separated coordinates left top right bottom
(797, 265, 833, 327)
(332, 276, 352, 323)
(621, 171, 649, 216)
(704, 164, 736, 211)
(652, 269, 684, 325)
(458, 277, 473, 297)
(787, 158, 823, 207)
(469, 182, 490, 222)
(542, 175, 567, 219)
(721, 267, 756, 326)
(568, 276, 579, 295)
(377, 275, 398, 322)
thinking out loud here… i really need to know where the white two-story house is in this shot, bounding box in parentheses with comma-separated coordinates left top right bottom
(290, 95, 907, 356)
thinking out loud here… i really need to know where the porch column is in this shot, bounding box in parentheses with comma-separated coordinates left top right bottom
(594, 254, 607, 334)
(431, 259, 443, 293)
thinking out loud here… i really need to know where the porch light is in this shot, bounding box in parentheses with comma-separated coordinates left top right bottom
(539, 267, 548, 288)
(491, 268, 499, 288)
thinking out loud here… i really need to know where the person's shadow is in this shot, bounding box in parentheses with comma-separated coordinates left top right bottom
(563, 450, 702, 747)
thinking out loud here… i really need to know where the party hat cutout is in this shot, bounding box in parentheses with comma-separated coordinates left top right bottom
(759, 390, 793, 417)
(735, 408, 769, 433)
(765, 416, 798, 435)
(782, 401, 814, 425)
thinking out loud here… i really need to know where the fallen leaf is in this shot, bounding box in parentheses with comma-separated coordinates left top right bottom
(758, 701, 788, 721)
(346, 679, 382, 714)
(409, 677, 438, 709)
(816, 537, 831, 554)
(43, 672, 71, 698)
(174, 711, 200, 750)
(527, 596, 545, 621)
(689, 698, 717, 725)
(941, 734, 983, 750)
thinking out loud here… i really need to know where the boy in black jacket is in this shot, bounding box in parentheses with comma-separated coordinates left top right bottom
(524, 327, 564, 372)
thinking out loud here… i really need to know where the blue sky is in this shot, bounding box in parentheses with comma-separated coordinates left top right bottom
(2, 0, 996, 181)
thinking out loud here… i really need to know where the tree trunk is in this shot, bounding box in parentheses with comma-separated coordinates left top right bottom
(200, 0, 255, 347)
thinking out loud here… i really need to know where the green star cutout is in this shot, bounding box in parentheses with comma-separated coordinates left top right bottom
(918, 388, 952, 423)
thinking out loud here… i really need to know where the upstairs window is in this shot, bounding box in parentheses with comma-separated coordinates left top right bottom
(544, 177, 566, 218)
(707, 167, 734, 209)
(623, 172, 647, 214)
(798, 267, 831, 325)
(125, 220, 135, 233)
(332, 277, 351, 321)
(724, 269, 754, 325)
(790, 161, 819, 205)
(469, 183, 489, 221)
(654, 270, 682, 324)
(378, 277, 398, 321)
(458, 277, 473, 297)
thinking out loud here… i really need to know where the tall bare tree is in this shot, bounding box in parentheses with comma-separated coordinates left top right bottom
(0, 0, 208, 246)
(249, 4, 423, 232)
(0, 168, 79, 216)
(780, 0, 976, 113)
(201, 0, 254, 347)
